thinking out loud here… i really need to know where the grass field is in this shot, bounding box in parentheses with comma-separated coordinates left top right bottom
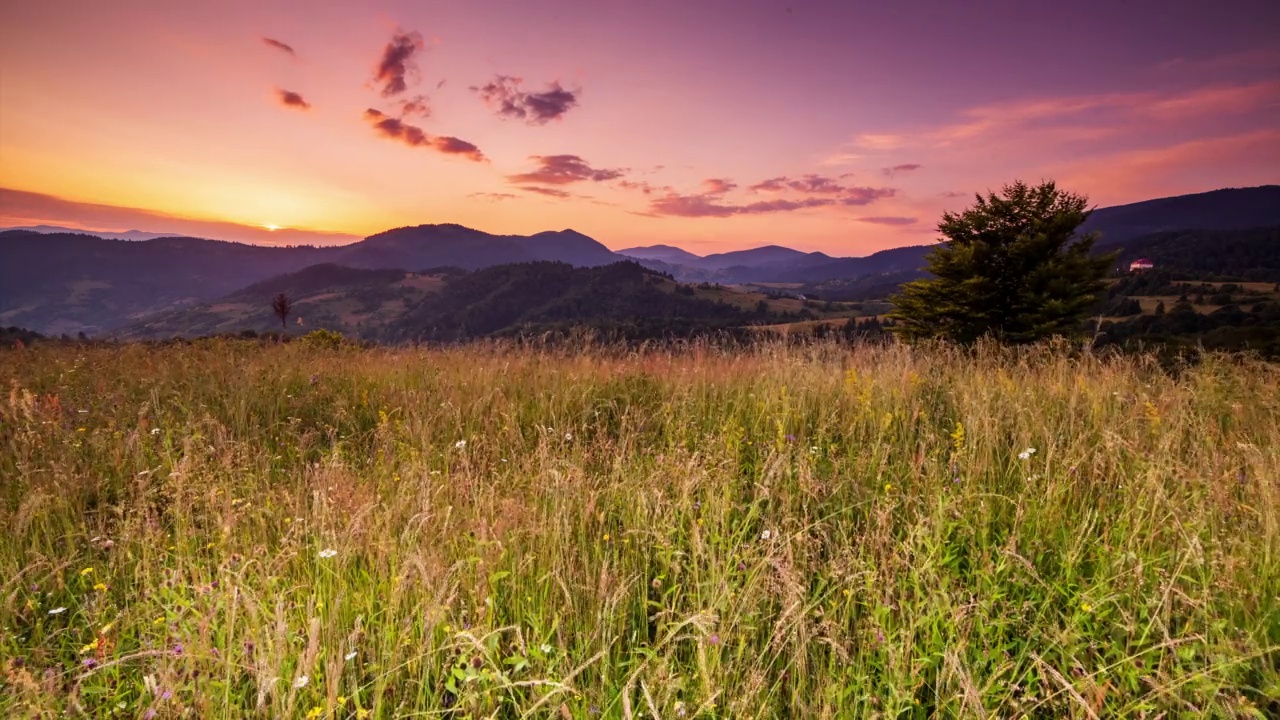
(2, 340, 1278, 718)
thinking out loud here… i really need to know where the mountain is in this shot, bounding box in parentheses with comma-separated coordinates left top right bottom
(0, 224, 623, 334)
(7, 186, 1278, 336)
(0, 224, 187, 241)
(121, 263, 454, 341)
(616, 244, 703, 265)
(0, 232, 336, 335)
(119, 261, 850, 342)
(1083, 186, 1280, 244)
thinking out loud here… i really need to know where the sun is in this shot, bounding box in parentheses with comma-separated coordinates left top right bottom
(262, 223, 282, 231)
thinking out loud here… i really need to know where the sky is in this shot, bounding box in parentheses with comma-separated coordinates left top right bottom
(1, 0, 1278, 255)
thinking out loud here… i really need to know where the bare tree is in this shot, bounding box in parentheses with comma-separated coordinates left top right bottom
(272, 293, 293, 330)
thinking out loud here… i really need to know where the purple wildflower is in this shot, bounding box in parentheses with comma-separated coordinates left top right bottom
(708, 633, 721, 646)
(172, 644, 183, 656)
(82, 657, 98, 668)
(785, 434, 796, 442)
(143, 710, 157, 720)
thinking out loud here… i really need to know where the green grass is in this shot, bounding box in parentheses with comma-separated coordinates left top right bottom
(2, 339, 1278, 718)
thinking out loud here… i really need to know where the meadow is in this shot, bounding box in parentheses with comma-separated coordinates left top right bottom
(2, 339, 1277, 718)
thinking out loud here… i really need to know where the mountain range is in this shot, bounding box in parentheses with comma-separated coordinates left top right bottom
(2, 185, 1278, 336)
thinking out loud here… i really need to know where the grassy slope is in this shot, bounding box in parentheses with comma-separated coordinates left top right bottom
(2, 341, 1277, 717)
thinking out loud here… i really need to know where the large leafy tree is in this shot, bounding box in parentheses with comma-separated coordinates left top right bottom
(891, 180, 1116, 343)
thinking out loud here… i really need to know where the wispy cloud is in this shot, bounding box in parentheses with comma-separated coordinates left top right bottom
(262, 37, 296, 57)
(649, 195, 837, 218)
(701, 178, 737, 194)
(363, 108, 486, 162)
(857, 216, 918, 226)
(469, 192, 519, 201)
(508, 155, 625, 185)
(882, 163, 922, 177)
(474, 76, 579, 124)
(373, 31, 425, 98)
(397, 95, 431, 119)
(275, 89, 311, 111)
(848, 81, 1280, 152)
(519, 186, 572, 199)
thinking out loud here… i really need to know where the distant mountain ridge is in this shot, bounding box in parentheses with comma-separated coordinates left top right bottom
(4, 186, 1278, 336)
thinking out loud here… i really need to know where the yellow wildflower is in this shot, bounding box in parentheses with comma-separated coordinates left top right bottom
(305, 707, 323, 719)
(356, 710, 370, 719)
(883, 483, 892, 492)
(602, 533, 611, 542)
(79, 639, 99, 654)
(93, 582, 107, 592)
(1081, 602, 1093, 613)
(950, 421, 965, 452)
(80, 567, 94, 576)
(337, 696, 347, 706)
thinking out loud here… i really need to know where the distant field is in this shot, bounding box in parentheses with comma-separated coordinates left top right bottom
(2, 341, 1277, 717)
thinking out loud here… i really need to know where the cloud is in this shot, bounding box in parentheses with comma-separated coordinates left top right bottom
(617, 180, 671, 195)
(649, 194, 839, 218)
(508, 155, 625, 185)
(849, 81, 1280, 153)
(519, 186, 572, 199)
(275, 89, 311, 111)
(396, 94, 431, 119)
(882, 163, 922, 177)
(363, 108, 486, 161)
(373, 31, 425, 97)
(745, 175, 895, 205)
(262, 37, 296, 57)
(701, 178, 737, 194)
(474, 75, 579, 124)
(857, 216, 918, 226)
(469, 192, 519, 201)
(0, 187, 358, 246)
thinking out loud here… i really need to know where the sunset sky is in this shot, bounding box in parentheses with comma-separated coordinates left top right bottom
(1, 0, 1278, 254)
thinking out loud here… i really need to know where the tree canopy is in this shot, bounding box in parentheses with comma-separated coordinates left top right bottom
(891, 180, 1115, 343)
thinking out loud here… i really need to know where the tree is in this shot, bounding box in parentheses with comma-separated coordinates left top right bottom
(271, 293, 293, 330)
(890, 180, 1116, 344)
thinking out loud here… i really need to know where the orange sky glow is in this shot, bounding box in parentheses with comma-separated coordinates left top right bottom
(1, 0, 1278, 254)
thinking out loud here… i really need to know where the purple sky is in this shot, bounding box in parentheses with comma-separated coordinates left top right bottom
(1, 0, 1277, 253)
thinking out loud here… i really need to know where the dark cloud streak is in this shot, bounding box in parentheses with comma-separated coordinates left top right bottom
(276, 88, 311, 110)
(475, 76, 579, 124)
(262, 37, 296, 56)
(507, 155, 624, 185)
(363, 108, 486, 162)
(374, 31, 425, 97)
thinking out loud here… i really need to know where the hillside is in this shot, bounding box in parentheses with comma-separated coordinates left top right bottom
(0, 225, 622, 335)
(119, 261, 865, 342)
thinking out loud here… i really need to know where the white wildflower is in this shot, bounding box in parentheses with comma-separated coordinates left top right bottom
(564, 432, 573, 441)
(1018, 448, 1036, 460)
(317, 548, 337, 559)
(344, 651, 357, 662)
(454, 440, 467, 450)
(760, 530, 772, 541)
(293, 675, 309, 689)
(48, 606, 67, 615)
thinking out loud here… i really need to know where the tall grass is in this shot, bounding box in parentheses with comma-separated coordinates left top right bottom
(2, 339, 1277, 718)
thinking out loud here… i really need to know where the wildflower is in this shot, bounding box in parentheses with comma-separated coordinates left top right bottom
(950, 421, 965, 452)
(708, 633, 720, 646)
(602, 533, 611, 542)
(143, 711, 157, 720)
(356, 710, 370, 719)
(293, 674, 309, 689)
(564, 432, 573, 441)
(172, 644, 183, 656)
(760, 530, 772, 541)
(318, 548, 337, 559)
(345, 651, 357, 662)
(306, 707, 323, 719)
(1081, 602, 1093, 613)
(48, 607, 67, 615)
(1018, 448, 1036, 460)
(93, 582, 107, 592)
(454, 439, 467, 450)
(154, 616, 165, 625)
(842, 588, 852, 598)
(150, 428, 161, 436)
(785, 434, 795, 442)
(80, 567, 94, 576)
(883, 483, 892, 492)
(80, 639, 99, 654)
(83, 657, 98, 668)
